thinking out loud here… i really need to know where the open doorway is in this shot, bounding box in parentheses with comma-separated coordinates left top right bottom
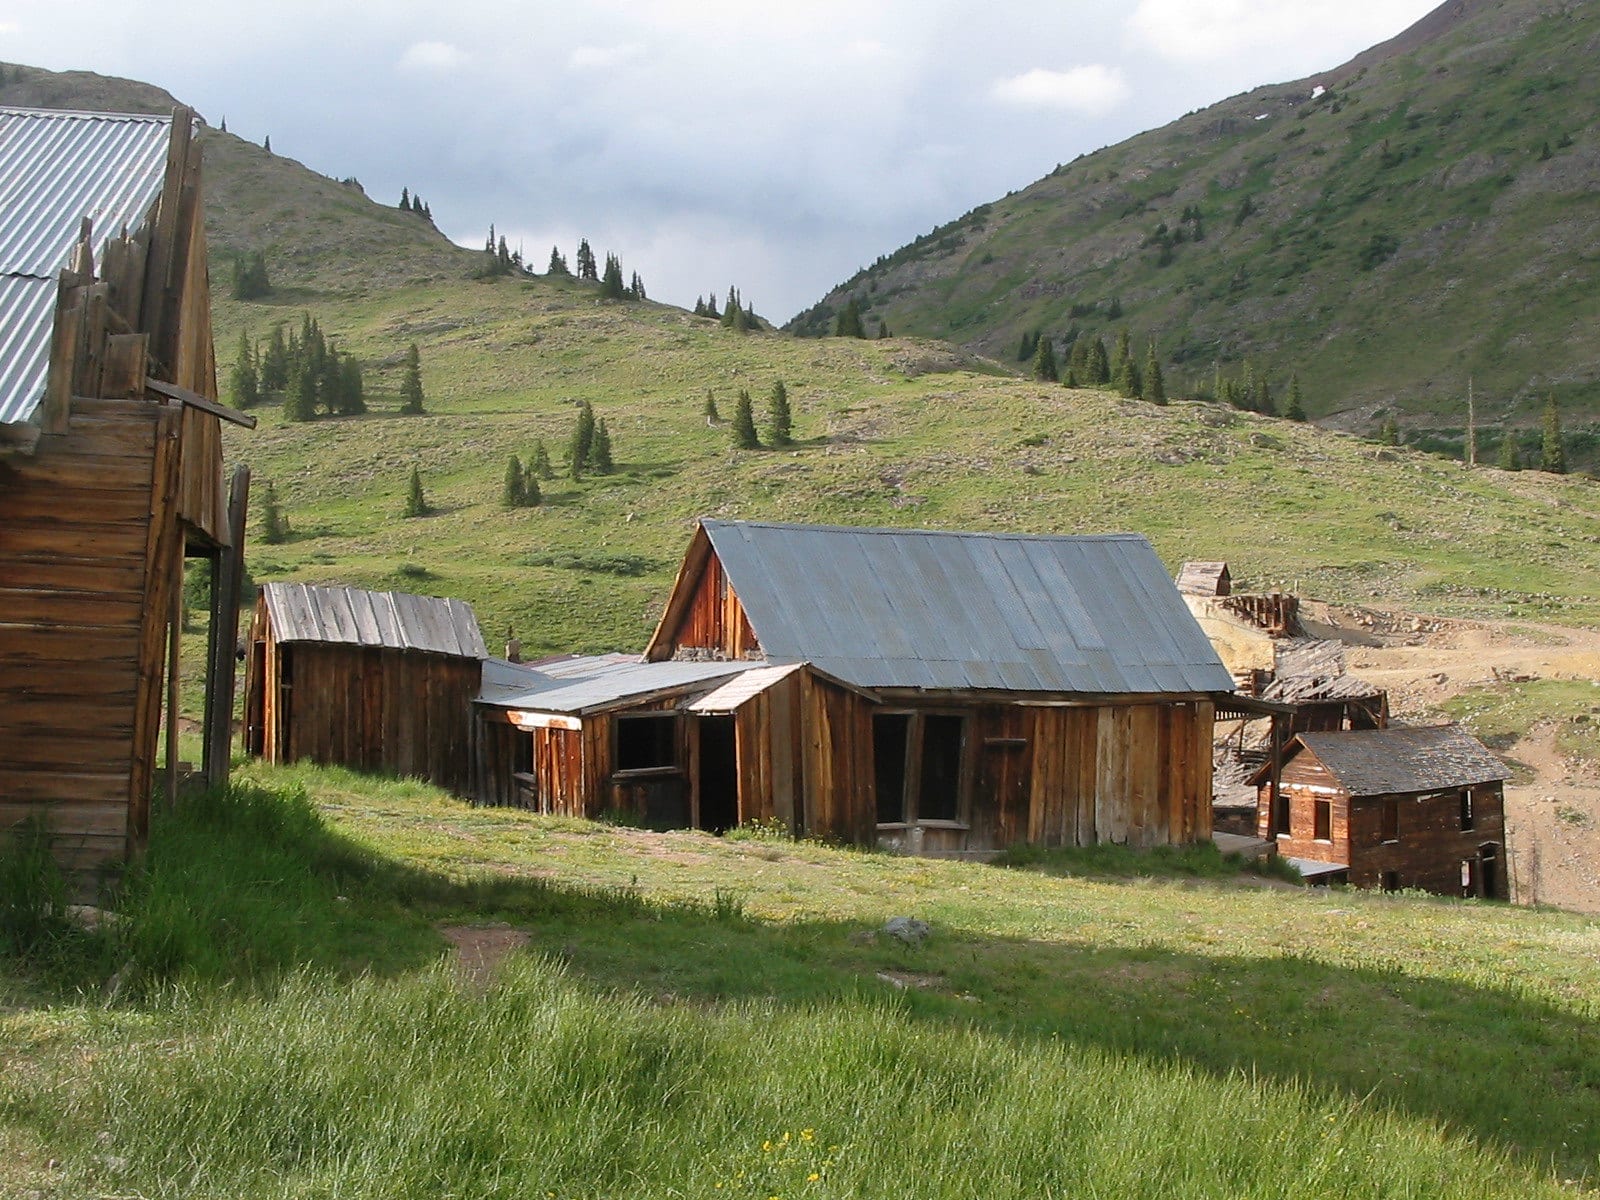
(697, 716, 738, 833)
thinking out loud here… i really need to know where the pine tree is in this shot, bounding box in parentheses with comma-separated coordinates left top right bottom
(586, 417, 614, 474)
(600, 253, 626, 299)
(400, 187, 410, 210)
(569, 401, 596, 478)
(399, 343, 425, 414)
(231, 250, 270, 300)
(877, 321, 891, 339)
(1378, 416, 1400, 446)
(258, 481, 289, 544)
(531, 439, 554, 480)
(703, 390, 721, 423)
(1497, 433, 1522, 471)
(1018, 330, 1038, 362)
(834, 298, 866, 338)
(547, 246, 570, 276)
(732, 389, 760, 449)
(1142, 343, 1166, 404)
(261, 323, 289, 392)
(1106, 296, 1123, 319)
(403, 466, 428, 517)
(693, 297, 708, 318)
(1255, 374, 1275, 418)
(229, 329, 260, 409)
(336, 354, 366, 415)
(285, 359, 318, 422)
(629, 271, 646, 301)
(1284, 374, 1306, 421)
(497, 235, 513, 274)
(1541, 393, 1567, 473)
(1086, 337, 1110, 386)
(523, 472, 542, 506)
(502, 456, 527, 507)
(721, 287, 741, 329)
(1032, 336, 1058, 383)
(767, 380, 792, 446)
(704, 291, 720, 320)
(264, 135, 271, 153)
(575, 238, 597, 281)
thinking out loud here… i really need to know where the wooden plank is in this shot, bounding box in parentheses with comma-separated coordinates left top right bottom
(41, 280, 81, 435)
(0, 803, 127, 836)
(144, 377, 256, 429)
(139, 107, 191, 370)
(0, 589, 145, 628)
(0, 772, 129, 805)
(0, 729, 137, 770)
(103, 335, 149, 398)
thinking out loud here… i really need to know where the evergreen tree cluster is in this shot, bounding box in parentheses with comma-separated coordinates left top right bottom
(694, 287, 759, 330)
(478, 224, 530, 278)
(724, 380, 796, 450)
(545, 238, 645, 299)
(1213, 360, 1287, 417)
(397, 188, 435, 224)
(501, 455, 544, 508)
(238, 315, 366, 421)
(257, 480, 290, 544)
(567, 401, 615, 478)
(231, 250, 271, 300)
(833, 298, 867, 339)
(1541, 393, 1566, 474)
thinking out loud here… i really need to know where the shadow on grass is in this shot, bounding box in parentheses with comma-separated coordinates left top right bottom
(9, 781, 1596, 1183)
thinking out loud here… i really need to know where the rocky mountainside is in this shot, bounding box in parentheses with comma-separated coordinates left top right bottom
(786, 0, 1600, 449)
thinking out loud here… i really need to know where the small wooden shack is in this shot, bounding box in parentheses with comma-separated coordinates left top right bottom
(0, 106, 250, 887)
(1253, 725, 1509, 897)
(623, 519, 1237, 856)
(243, 583, 486, 794)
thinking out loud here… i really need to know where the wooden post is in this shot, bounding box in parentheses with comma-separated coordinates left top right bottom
(166, 570, 182, 810)
(203, 465, 250, 787)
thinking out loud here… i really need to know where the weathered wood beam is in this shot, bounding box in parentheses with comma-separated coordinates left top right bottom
(143, 377, 257, 429)
(203, 465, 250, 787)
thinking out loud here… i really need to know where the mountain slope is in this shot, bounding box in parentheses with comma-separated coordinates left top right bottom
(786, 0, 1600, 447)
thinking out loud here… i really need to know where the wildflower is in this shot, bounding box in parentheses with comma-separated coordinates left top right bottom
(807, 1173, 821, 1182)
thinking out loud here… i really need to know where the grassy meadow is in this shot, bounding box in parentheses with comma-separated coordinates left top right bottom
(3, 765, 1599, 1197)
(212, 271, 1600, 668)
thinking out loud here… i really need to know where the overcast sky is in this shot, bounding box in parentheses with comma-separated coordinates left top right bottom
(3, 1, 1441, 321)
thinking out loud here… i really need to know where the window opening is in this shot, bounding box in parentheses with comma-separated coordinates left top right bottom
(874, 713, 911, 824)
(1380, 798, 1399, 843)
(616, 713, 677, 772)
(1313, 798, 1331, 841)
(919, 715, 964, 821)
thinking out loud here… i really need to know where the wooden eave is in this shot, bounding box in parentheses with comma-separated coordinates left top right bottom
(644, 521, 717, 661)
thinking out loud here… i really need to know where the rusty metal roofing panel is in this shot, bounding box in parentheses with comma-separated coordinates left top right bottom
(485, 655, 755, 715)
(262, 583, 487, 658)
(0, 107, 172, 427)
(1293, 725, 1509, 795)
(701, 521, 1233, 696)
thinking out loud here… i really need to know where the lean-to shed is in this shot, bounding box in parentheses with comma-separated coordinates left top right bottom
(243, 583, 486, 794)
(0, 106, 251, 887)
(636, 519, 1237, 856)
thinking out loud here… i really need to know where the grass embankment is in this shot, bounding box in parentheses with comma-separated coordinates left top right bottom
(4, 766, 1598, 1197)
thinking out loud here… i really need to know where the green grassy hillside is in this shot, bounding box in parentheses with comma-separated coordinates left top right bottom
(217, 271, 1600, 659)
(2, 768, 1597, 1196)
(786, 0, 1600, 449)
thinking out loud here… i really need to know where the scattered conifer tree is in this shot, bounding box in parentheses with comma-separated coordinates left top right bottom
(1106, 296, 1123, 319)
(263, 134, 271, 153)
(399, 343, 426, 414)
(1018, 330, 1039, 362)
(285, 360, 318, 422)
(600, 253, 627, 300)
(834, 298, 866, 338)
(1379, 416, 1400, 446)
(1541, 394, 1567, 473)
(258, 480, 289, 544)
(1032, 336, 1059, 382)
(629, 271, 646, 301)
(547, 246, 570, 276)
(229, 330, 260, 409)
(261, 324, 290, 393)
(403, 466, 429, 517)
(231, 250, 271, 300)
(703, 291, 720, 320)
(693, 297, 708, 317)
(1498, 433, 1522, 471)
(767, 380, 792, 446)
(399, 187, 410, 210)
(531, 438, 554, 480)
(502, 456, 527, 507)
(523, 472, 542, 506)
(1063, 367, 1079, 388)
(1142, 343, 1166, 405)
(1284, 374, 1306, 421)
(335, 353, 366, 415)
(732, 389, 760, 449)
(575, 239, 597, 281)
(1255, 374, 1275, 417)
(1086, 337, 1111, 386)
(877, 321, 890, 339)
(569, 401, 596, 478)
(704, 390, 721, 423)
(586, 417, 614, 474)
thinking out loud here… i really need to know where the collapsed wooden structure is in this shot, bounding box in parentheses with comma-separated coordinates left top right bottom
(1253, 724, 1509, 896)
(0, 106, 251, 887)
(477, 520, 1238, 856)
(244, 583, 487, 796)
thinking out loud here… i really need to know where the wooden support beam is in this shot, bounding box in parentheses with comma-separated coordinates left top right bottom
(203, 465, 250, 787)
(143, 377, 257, 429)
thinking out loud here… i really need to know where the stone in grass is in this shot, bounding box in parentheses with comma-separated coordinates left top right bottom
(883, 916, 931, 945)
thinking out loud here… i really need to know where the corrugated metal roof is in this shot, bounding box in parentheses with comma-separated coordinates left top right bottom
(262, 582, 487, 659)
(1291, 725, 1509, 795)
(700, 520, 1235, 695)
(0, 106, 173, 426)
(687, 663, 805, 713)
(485, 654, 756, 716)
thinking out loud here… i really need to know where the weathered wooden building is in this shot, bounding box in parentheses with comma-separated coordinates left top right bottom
(604, 519, 1237, 856)
(0, 106, 250, 886)
(243, 583, 486, 794)
(1253, 724, 1509, 896)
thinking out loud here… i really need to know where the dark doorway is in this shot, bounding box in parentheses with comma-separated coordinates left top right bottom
(1479, 842, 1500, 899)
(698, 716, 739, 833)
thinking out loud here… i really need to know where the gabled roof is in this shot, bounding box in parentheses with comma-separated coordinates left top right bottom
(479, 652, 755, 716)
(1261, 638, 1385, 703)
(1258, 725, 1509, 795)
(659, 520, 1234, 695)
(261, 583, 487, 659)
(1176, 561, 1230, 596)
(0, 107, 174, 427)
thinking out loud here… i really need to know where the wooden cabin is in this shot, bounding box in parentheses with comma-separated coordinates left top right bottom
(0, 106, 251, 889)
(243, 583, 485, 794)
(1176, 561, 1231, 597)
(1253, 725, 1509, 897)
(619, 519, 1238, 856)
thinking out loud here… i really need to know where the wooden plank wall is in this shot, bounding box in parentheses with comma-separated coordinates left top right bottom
(730, 671, 804, 829)
(798, 674, 874, 844)
(0, 397, 175, 877)
(662, 552, 759, 658)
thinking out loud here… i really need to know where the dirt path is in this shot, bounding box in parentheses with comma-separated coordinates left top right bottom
(1304, 602, 1600, 913)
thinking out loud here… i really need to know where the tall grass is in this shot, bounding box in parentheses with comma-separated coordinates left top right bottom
(35, 956, 1566, 1199)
